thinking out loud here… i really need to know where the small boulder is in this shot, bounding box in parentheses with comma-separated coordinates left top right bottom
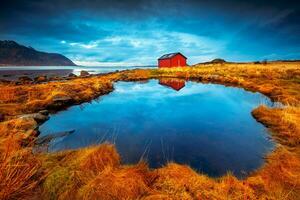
(53, 96, 72, 102)
(0, 113, 4, 122)
(3, 74, 12, 77)
(0, 79, 11, 84)
(52, 95, 74, 107)
(18, 76, 33, 82)
(49, 76, 61, 81)
(209, 74, 220, 79)
(39, 110, 49, 115)
(34, 75, 48, 83)
(36, 129, 75, 145)
(19, 113, 49, 123)
(68, 73, 77, 78)
(80, 70, 90, 77)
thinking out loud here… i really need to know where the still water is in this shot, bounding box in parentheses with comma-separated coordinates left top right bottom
(39, 79, 274, 177)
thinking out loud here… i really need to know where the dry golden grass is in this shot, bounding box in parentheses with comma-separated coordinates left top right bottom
(251, 106, 300, 197)
(0, 76, 113, 116)
(39, 144, 153, 200)
(0, 136, 41, 200)
(0, 61, 300, 199)
(155, 62, 300, 104)
(79, 163, 152, 200)
(0, 117, 37, 143)
(252, 105, 300, 147)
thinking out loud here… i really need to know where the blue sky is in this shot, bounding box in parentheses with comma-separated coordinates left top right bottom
(1, 0, 300, 66)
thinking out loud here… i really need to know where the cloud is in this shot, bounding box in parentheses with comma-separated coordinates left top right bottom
(73, 61, 146, 67)
(1, 0, 300, 65)
(68, 41, 99, 49)
(66, 30, 225, 66)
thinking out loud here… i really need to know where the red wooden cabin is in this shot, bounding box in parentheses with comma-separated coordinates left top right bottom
(158, 52, 187, 68)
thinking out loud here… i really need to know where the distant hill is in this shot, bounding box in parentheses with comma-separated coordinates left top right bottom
(200, 58, 227, 64)
(195, 58, 300, 66)
(210, 58, 226, 63)
(0, 40, 76, 66)
(194, 58, 227, 65)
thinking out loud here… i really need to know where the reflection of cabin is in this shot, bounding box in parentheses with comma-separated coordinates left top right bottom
(158, 52, 187, 68)
(159, 78, 186, 91)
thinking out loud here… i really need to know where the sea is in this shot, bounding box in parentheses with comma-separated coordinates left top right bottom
(0, 66, 155, 81)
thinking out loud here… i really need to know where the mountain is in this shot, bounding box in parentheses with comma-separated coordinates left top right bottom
(0, 40, 76, 66)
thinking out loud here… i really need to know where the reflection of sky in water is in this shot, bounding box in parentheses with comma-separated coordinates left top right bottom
(39, 79, 274, 178)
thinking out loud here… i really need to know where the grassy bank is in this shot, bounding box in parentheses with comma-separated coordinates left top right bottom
(0, 61, 299, 199)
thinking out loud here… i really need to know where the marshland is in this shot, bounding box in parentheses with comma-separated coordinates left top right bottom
(1, 61, 300, 199)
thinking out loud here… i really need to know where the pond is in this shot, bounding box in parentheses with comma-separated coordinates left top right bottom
(39, 79, 274, 177)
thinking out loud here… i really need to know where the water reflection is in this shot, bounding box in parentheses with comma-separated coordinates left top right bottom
(39, 80, 274, 177)
(159, 78, 186, 91)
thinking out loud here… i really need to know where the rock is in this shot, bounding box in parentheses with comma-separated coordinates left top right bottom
(19, 113, 49, 123)
(39, 110, 49, 115)
(52, 95, 74, 107)
(18, 76, 33, 82)
(80, 70, 90, 77)
(36, 129, 75, 145)
(53, 96, 72, 102)
(34, 75, 47, 83)
(0, 113, 4, 122)
(68, 73, 77, 78)
(0, 79, 12, 84)
(209, 75, 220, 79)
(48, 76, 61, 81)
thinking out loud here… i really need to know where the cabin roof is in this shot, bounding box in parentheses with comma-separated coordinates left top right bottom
(158, 52, 187, 60)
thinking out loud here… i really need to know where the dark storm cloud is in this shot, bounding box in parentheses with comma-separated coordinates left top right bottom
(2, 0, 299, 23)
(1, 0, 300, 65)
